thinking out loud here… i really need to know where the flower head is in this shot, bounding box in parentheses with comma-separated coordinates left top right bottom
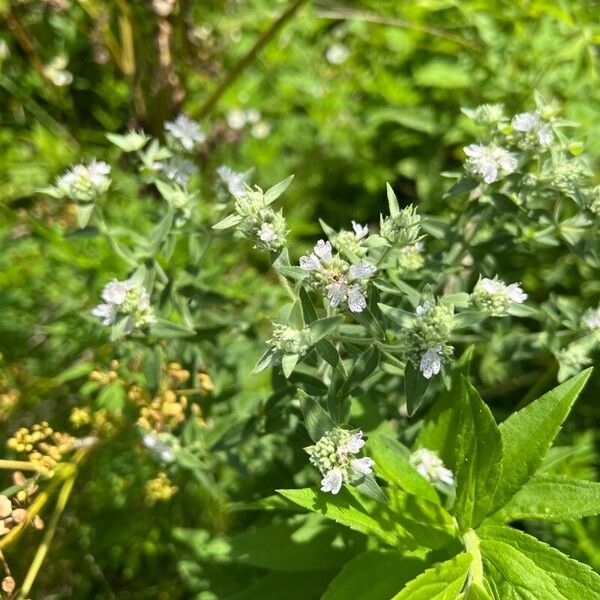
(55, 160, 111, 202)
(165, 114, 206, 151)
(464, 144, 517, 184)
(419, 345, 443, 379)
(472, 277, 527, 316)
(217, 165, 247, 198)
(410, 448, 454, 485)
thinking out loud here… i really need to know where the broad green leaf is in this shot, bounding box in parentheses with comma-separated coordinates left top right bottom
(225, 571, 333, 600)
(322, 551, 426, 600)
(478, 525, 600, 599)
(454, 379, 503, 531)
(264, 175, 294, 203)
(315, 339, 347, 375)
(367, 433, 438, 503)
(491, 369, 592, 513)
(490, 473, 600, 523)
(392, 553, 472, 599)
(404, 360, 429, 417)
(351, 473, 387, 504)
(298, 390, 336, 442)
(277, 488, 400, 546)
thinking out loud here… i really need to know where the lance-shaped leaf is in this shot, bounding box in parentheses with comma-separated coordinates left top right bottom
(404, 360, 430, 417)
(478, 525, 600, 599)
(490, 473, 600, 524)
(308, 315, 345, 343)
(212, 213, 243, 230)
(298, 390, 336, 442)
(391, 553, 472, 599)
(490, 369, 592, 513)
(299, 286, 318, 324)
(453, 379, 503, 532)
(264, 174, 294, 204)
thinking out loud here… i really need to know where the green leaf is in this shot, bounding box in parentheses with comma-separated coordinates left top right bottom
(264, 175, 294, 204)
(281, 353, 299, 378)
(315, 339, 346, 375)
(75, 202, 95, 228)
(298, 390, 336, 442)
(338, 346, 380, 399)
(478, 525, 600, 599)
(277, 488, 399, 546)
(351, 474, 387, 504)
(147, 209, 174, 250)
(386, 182, 400, 216)
(308, 316, 344, 342)
(491, 369, 592, 513)
(212, 213, 243, 230)
(150, 319, 195, 339)
(453, 379, 503, 531)
(404, 360, 430, 417)
(367, 434, 438, 503)
(225, 571, 333, 600)
(322, 551, 426, 600)
(392, 553, 472, 599)
(490, 473, 600, 523)
(96, 382, 125, 414)
(299, 286, 318, 324)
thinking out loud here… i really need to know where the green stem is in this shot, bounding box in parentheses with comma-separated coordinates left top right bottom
(196, 0, 309, 119)
(463, 529, 484, 587)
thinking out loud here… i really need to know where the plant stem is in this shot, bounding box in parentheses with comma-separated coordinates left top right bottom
(463, 529, 484, 587)
(0, 460, 46, 473)
(196, 0, 309, 119)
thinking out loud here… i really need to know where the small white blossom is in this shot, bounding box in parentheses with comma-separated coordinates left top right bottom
(537, 124, 553, 146)
(216, 165, 247, 198)
(299, 255, 321, 271)
(326, 43, 350, 65)
(258, 222, 278, 243)
(416, 301, 432, 316)
(101, 279, 130, 305)
(327, 282, 347, 308)
(505, 283, 527, 303)
(480, 278, 506, 295)
(344, 431, 365, 454)
(351, 457, 374, 476)
(410, 448, 454, 485)
(583, 308, 600, 330)
(251, 121, 271, 139)
(91, 303, 116, 325)
(349, 262, 376, 280)
(314, 239, 333, 263)
(165, 114, 206, 150)
(352, 221, 369, 239)
(464, 144, 517, 184)
(226, 108, 247, 130)
(420, 345, 443, 379)
(347, 285, 367, 313)
(512, 111, 541, 132)
(320, 468, 343, 494)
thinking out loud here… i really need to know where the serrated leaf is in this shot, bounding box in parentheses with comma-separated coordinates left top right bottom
(490, 473, 600, 523)
(478, 526, 600, 599)
(392, 553, 472, 599)
(453, 379, 503, 531)
(491, 369, 592, 513)
(322, 551, 426, 600)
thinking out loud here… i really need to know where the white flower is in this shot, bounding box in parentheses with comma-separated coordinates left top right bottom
(505, 283, 527, 303)
(415, 301, 432, 316)
(352, 221, 369, 239)
(584, 308, 600, 330)
(91, 303, 116, 325)
(142, 433, 157, 449)
(216, 165, 246, 198)
(480, 278, 506, 295)
(345, 431, 365, 454)
(512, 111, 541, 132)
(258, 222, 278, 243)
(410, 448, 454, 485)
(314, 239, 333, 263)
(538, 124, 553, 146)
(327, 282, 347, 308)
(320, 468, 344, 494)
(160, 157, 197, 186)
(88, 160, 111, 185)
(351, 457, 374, 476)
(419, 345, 443, 379)
(101, 279, 130, 305)
(246, 109, 261, 124)
(464, 144, 517, 184)
(349, 262, 376, 280)
(347, 285, 367, 313)
(300, 254, 321, 271)
(226, 108, 247, 130)
(326, 43, 349, 65)
(165, 114, 206, 150)
(251, 121, 271, 139)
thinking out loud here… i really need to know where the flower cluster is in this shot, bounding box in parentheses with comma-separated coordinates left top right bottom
(464, 144, 518, 184)
(471, 277, 527, 316)
(379, 205, 421, 246)
(511, 111, 553, 149)
(397, 241, 425, 274)
(55, 160, 111, 202)
(404, 301, 455, 379)
(137, 389, 188, 432)
(92, 278, 156, 335)
(305, 429, 374, 495)
(0, 477, 43, 538)
(146, 472, 178, 504)
(410, 448, 454, 485)
(299, 240, 376, 312)
(333, 221, 369, 257)
(268, 324, 312, 356)
(217, 165, 247, 198)
(8, 422, 74, 474)
(164, 113, 206, 152)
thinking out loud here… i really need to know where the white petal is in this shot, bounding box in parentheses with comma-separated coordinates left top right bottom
(314, 239, 333, 262)
(351, 457, 374, 476)
(101, 280, 128, 305)
(512, 111, 540, 132)
(347, 286, 367, 313)
(349, 262, 376, 280)
(345, 431, 365, 454)
(463, 144, 484, 158)
(320, 469, 343, 494)
(505, 283, 527, 303)
(419, 347, 442, 379)
(327, 282, 347, 308)
(299, 255, 321, 271)
(91, 303, 116, 325)
(351, 221, 369, 239)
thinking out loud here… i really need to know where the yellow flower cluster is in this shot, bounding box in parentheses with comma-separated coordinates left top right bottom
(89, 359, 120, 386)
(138, 389, 188, 431)
(0, 472, 43, 537)
(69, 406, 116, 437)
(145, 472, 178, 504)
(7, 422, 74, 474)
